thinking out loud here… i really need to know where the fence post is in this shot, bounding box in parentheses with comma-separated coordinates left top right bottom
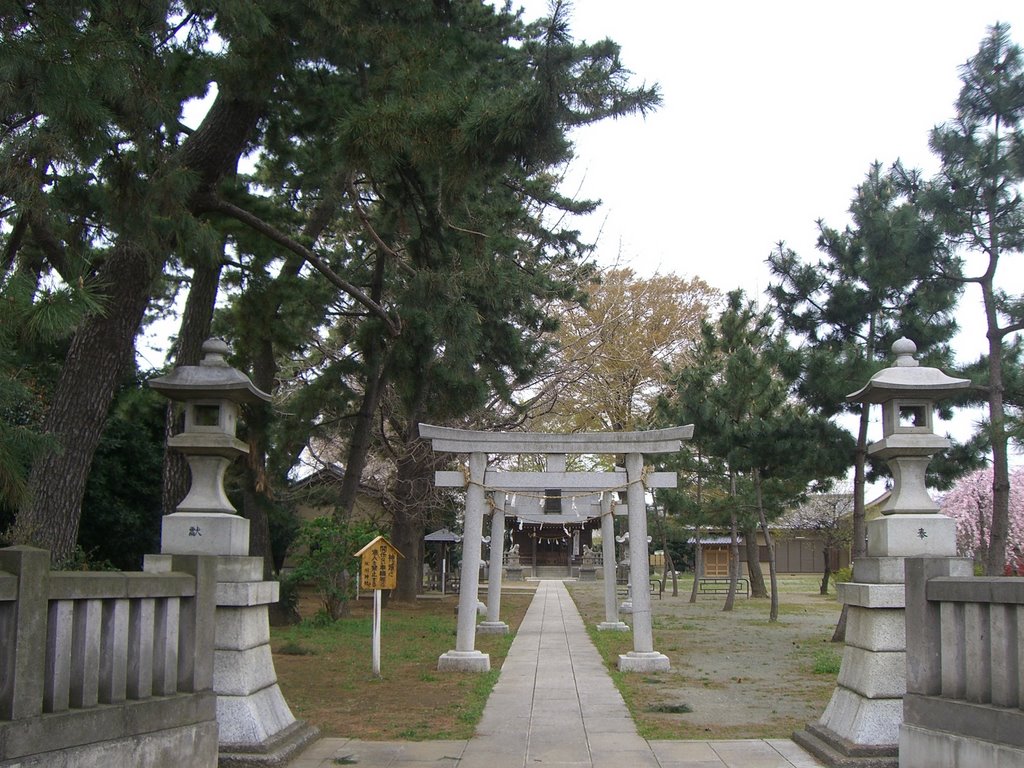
(905, 556, 956, 697)
(0, 546, 50, 720)
(171, 555, 217, 693)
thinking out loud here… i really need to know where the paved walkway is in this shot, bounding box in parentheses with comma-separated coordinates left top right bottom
(288, 580, 823, 768)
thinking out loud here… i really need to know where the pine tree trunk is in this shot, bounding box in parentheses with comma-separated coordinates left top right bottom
(820, 546, 832, 595)
(851, 320, 876, 564)
(390, 412, 435, 602)
(663, 550, 677, 597)
(13, 244, 157, 563)
(689, 455, 703, 604)
(744, 525, 768, 598)
(390, 445, 431, 602)
(336, 251, 389, 519)
(851, 403, 870, 561)
(689, 529, 701, 604)
(754, 471, 778, 622)
(336, 354, 385, 518)
(723, 508, 739, 613)
(831, 605, 848, 643)
(982, 273, 1011, 576)
(243, 339, 278, 579)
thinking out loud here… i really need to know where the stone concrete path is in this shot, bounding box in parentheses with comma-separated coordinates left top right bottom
(288, 580, 823, 768)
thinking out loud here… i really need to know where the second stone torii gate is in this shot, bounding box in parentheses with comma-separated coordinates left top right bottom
(419, 423, 693, 674)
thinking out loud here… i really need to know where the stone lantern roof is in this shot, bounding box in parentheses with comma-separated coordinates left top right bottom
(149, 338, 270, 403)
(846, 337, 970, 404)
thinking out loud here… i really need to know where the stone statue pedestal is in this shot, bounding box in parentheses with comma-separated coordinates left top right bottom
(505, 553, 524, 582)
(579, 553, 597, 581)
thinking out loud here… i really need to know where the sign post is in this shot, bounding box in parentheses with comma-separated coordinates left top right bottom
(355, 536, 402, 676)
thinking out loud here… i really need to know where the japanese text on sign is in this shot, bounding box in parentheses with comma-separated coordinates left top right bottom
(355, 536, 402, 591)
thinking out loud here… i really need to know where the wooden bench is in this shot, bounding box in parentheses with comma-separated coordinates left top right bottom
(617, 580, 663, 599)
(698, 576, 749, 597)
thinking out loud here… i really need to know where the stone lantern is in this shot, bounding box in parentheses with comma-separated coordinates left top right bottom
(148, 338, 270, 556)
(147, 339, 318, 763)
(846, 337, 971, 556)
(795, 338, 973, 767)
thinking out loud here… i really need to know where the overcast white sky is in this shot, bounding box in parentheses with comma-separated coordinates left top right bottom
(516, 1, 1024, 360)
(508, 1, 1024, 455)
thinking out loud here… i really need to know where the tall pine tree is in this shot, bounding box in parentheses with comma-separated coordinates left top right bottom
(768, 163, 960, 561)
(661, 291, 850, 617)
(920, 23, 1024, 575)
(1, 2, 659, 566)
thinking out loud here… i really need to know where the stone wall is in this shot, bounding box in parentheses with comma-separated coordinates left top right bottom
(900, 557, 1024, 767)
(0, 547, 219, 767)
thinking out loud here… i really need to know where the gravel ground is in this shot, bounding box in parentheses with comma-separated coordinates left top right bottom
(567, 575, 844, 739)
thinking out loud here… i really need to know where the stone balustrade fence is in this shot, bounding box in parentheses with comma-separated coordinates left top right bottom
(0, 546, 219, 767)
(901, 556, 1024, 766)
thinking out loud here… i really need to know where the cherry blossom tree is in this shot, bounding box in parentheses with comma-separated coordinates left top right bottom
(940, 467, 1024, 574)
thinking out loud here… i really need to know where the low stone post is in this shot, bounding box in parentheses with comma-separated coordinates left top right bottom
(794, 339, 971, 767)
(0, 546, 49, 721)
(148, 338, 318, 765)
(480, 491, 509, 635)
(598, 493, 629, 632)
(618, 452, 669, 672)
(903, 556, 970, 700)
(438, 452, 491, 671)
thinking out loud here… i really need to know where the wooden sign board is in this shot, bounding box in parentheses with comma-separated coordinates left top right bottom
(355, 536, 402, 591)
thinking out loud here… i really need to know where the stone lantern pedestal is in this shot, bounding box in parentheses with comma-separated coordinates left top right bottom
(795, 339, 972, 767)
(148, 339, 318, 765)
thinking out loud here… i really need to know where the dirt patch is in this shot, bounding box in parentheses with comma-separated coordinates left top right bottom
(567, 575, 843, 739)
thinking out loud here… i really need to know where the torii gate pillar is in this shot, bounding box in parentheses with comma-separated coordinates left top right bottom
(617, 452, 670, 672)
(478, 491, 509, 635)
(597, 492, 628, 632)
(438, 451, 491, 672)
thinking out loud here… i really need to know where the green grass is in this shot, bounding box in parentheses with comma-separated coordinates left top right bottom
(275, 640, 315, 655)
(647, 703, 693, 713)
(273, 592, 530, 739)
(812, 646, 843, 675)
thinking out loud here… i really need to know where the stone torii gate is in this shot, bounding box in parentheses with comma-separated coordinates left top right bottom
(419, 423, 693, 674)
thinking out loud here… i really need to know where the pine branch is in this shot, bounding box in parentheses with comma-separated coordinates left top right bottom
(27, 213, 73, 281)
(199, 194, 401, 337)
(345, 181, 415, 276)
(2, 213, 28, 275)
(999, 319, 1024, 337)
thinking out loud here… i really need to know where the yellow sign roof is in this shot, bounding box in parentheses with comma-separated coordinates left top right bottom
(355, 535, 403, 559)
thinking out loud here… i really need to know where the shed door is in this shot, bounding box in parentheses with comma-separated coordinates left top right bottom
(704, 547, 730, 576)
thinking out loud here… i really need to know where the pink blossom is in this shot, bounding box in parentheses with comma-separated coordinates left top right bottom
(939, 467, 1024, 571)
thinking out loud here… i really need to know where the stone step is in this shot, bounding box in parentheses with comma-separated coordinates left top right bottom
(532, 565, 573, 579)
